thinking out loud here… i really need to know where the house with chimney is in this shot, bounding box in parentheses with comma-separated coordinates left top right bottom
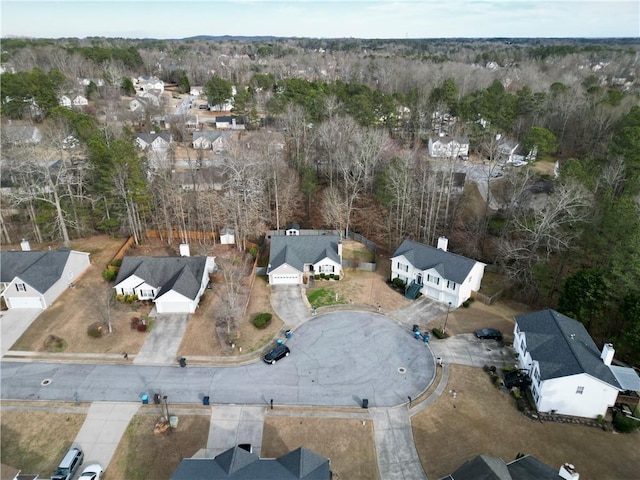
(513, 309, 640, 418)
(390, 237, 485, 307)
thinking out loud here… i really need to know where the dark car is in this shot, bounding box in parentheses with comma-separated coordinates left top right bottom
(474, 328, 503, 341)
(263, 344, 290, 364)
(504, 369, 532, 389)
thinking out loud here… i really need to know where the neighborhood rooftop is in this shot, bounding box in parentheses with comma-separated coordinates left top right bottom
(269, 235, 341, 272)
(515, 309, 621, 387)
(0, 248, 73, 293)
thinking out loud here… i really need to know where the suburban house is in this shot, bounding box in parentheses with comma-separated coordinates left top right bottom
(164, 114, 199, 131)
(390, 237, 485, 307)
(267, 234, 343, 285)
(440, 454, 581, 480)
(129, 97, 150, 112)
(513, 309, 640, 418)
(192, 131, 231, 151)
(428, 135, 470, 159)
(135, 75, 164, 94)
(59, 95, 72, 107)
(171, 446, 331, 480)
(72, 95, 88, 107)
(215, 116, 245, 130)
(113, 256, 215, 314)
(135, 132, 172, 151)
(497, 136, 520, 163)
(139, 91, 161, 107)
(0, 245, 91, 309)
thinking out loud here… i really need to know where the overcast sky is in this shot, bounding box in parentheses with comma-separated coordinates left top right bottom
(1, 0, 639, 39)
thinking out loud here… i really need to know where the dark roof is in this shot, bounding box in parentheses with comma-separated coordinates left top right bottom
(441, 454, 562, 480)
(0, 249, 72, 293)
(114, 256, 207, 301)
(268, 235, 340, 273)
(515, 309, 621, 388)
(391, 239, 480, 284)
(170, 446, 331, 480)
(193, 131, 229, 142)
(285, 223, 300, 230)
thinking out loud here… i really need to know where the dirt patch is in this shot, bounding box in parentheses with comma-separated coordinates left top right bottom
(105, 413, 209, 480)
(0, 409, 85, 477)
(412, 365, 640, 479)
(262, 416, 378, 480)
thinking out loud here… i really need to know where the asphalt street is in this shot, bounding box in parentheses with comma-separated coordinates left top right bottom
(1, 312, 436, 408)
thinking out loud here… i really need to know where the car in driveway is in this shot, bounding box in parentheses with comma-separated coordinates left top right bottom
(474, 328, 503, 341)
(263, 344, 290, 364)
(78, 464, 103, 480)
(504, 369, 532, 389)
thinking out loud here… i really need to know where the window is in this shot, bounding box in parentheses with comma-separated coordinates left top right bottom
(427, 275, 440, 285)
(576, 386, 584, 395)
(520, 339, 526, 353)
(446, 280, 456, 290)
(396, 262, 408, 272)
(139, 289, 154, 298)
(15, 283, 26, 292)
(320, 265, 334, 273)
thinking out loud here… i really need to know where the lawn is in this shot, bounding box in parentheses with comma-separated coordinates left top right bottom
(307, 287, 346, 308)
(105, 412, 209, 480)
(262, 415, 378, 480)
(412, 365, 640, 479)
(0, 408, 86, 477)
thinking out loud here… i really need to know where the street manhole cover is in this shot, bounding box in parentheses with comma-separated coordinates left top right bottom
(398, 367, 407, 374)
(41, 379, 52, 386)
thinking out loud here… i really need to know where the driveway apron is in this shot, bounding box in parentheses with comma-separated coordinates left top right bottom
(1, 309, 42, 356)
(428, 333, 511, 368)
(269, 285, 311, 329)
(73, 401, 140, 470)
(371, 407, 427, 480)
(134, 314, 189, 365)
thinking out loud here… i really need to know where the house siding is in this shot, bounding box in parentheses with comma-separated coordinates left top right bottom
(43, 251, 90, 307)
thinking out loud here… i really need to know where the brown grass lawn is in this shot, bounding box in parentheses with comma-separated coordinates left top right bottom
(105, 413, 209, 480)
(0, 409, 85, 477)
(262, 415, 378, 480)
(412, 365, 640, 479)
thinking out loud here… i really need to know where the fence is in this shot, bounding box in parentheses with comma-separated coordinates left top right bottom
(107, 236, 136, 268)
(146, 229, 216, 243)
(346, 231, 377, 254)
(341, 259, 376, 271)
(472, 289, 503, 306)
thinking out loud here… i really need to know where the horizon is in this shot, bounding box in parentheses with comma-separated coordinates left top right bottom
(1, 1, 639, 40)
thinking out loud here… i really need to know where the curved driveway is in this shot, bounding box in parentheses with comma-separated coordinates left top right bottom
(1, 312, 435, 408)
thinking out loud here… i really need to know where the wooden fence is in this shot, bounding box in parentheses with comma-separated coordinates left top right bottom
(472, 289, 503, 306)
(108, 236, 136, 268)
(146, 229, 216, 243)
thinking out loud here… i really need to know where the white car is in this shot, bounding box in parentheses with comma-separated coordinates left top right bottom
(78, 464, 103, 480)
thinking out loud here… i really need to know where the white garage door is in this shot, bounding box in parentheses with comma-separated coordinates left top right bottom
(271, 274, 300, 285)
(8, 297, 43, 309)
(156, 302, 192, 313)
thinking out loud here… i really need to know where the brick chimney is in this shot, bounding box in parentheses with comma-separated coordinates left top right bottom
(600, 343, 614, 366)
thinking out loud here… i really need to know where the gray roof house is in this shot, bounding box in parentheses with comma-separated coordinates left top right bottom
(267, 234, 342, 285)
(0, 247, 90, 309)
(171, 446, 331, 480)
(390, 237, 485, 307)
(135, 132, 171, 150)
(192, 131, 231, 151)
(1, 125, 42, 145)
(113, 256, 214, 314)
(440, 454, 577, 480)
(513, 309, 639, 418)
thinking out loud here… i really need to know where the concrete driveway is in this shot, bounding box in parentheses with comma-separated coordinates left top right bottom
(1, 309, 42, 356)
(1, 312, 436, 408)
(269, 285, 310, 329)
(429, 333, 514, 368)
(134, 314, 190, 365)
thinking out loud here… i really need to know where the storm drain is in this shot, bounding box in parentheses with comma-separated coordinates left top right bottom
(41, 378, 52, 386)
(398, 367, 407, 374)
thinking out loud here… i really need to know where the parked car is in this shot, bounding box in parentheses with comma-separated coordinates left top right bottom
(51, 447, 84, 480)
(198, 104, 209, 110)
(78, 464, 103, 480)
(504, 369, 532, 389)
(263, 344, 290, 364)
(474, 328, 503, 341)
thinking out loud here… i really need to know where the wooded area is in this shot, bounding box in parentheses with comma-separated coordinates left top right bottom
(1, 36, 639, 362)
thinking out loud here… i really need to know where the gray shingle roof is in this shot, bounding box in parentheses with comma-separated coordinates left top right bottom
(0, 249, 71, 293)
(193, 131, 228, 142)
(268, 235, 340, 273)
(170, 446, 330, 480)
(136, 132, 171, 145)
(506, 455, 561, 480)
(441, 454, 561, 480)
(115, 256, 206, 301)
(391, 239, 480, 284)
(515, 309, 621, 388)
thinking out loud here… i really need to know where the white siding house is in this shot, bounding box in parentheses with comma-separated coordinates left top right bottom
(0, 248, 91, 309)
(512, 309, 637, 419)
(428, 135, 470, 159)
(267, 234, 343, 285)
(114, 256, 214, 314)
(390, 237, 485, 307)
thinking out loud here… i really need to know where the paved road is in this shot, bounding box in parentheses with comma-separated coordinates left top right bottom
(1, 312, 435, 408)
(1, 309, 42, 356)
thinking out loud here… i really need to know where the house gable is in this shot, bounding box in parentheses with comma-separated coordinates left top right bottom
(268, 235, 341, 274)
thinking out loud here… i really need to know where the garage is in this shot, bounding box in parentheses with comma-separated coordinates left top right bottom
(156, 302, 193, 314)
(270, 274, 300, 285)
(6, 296, 44, 309)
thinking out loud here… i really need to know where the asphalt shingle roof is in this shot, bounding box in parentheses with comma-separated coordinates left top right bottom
(441, 454, 562, 480)
(391, 239, 480, 284)
(268, 235, 340, 273)
(515, 309, 621, 388)
(0, 249, 72, 294)
(170, 447, 330, 480)
(115, 256, 206, 301)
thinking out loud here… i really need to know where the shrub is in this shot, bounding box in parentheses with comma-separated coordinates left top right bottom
(87, 323, 104, 338)
(125, 294, 138, 303)
(116, 294, 126, 303)
(329, 273, 335, 280)
(110, 259, 123, 267)
(102, 269, 117, 282)
(392, 277, 406, 289)
(314, 275, 321, 280)
(482, 365, 490, 372)
(431, 328, 445, 339)
(334, 275, 340, 281)
(137, 323, 147, 332)
(512, 390, 521, 400)
(248, 247, 258, 258)
(494, 377, 504, 388)
(613, 412, 640, 433)
(43, 334, 67, 352)
(253, 312, 273, 329)
(597, 414, 604, 423)
(131, 317, 141, 330)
